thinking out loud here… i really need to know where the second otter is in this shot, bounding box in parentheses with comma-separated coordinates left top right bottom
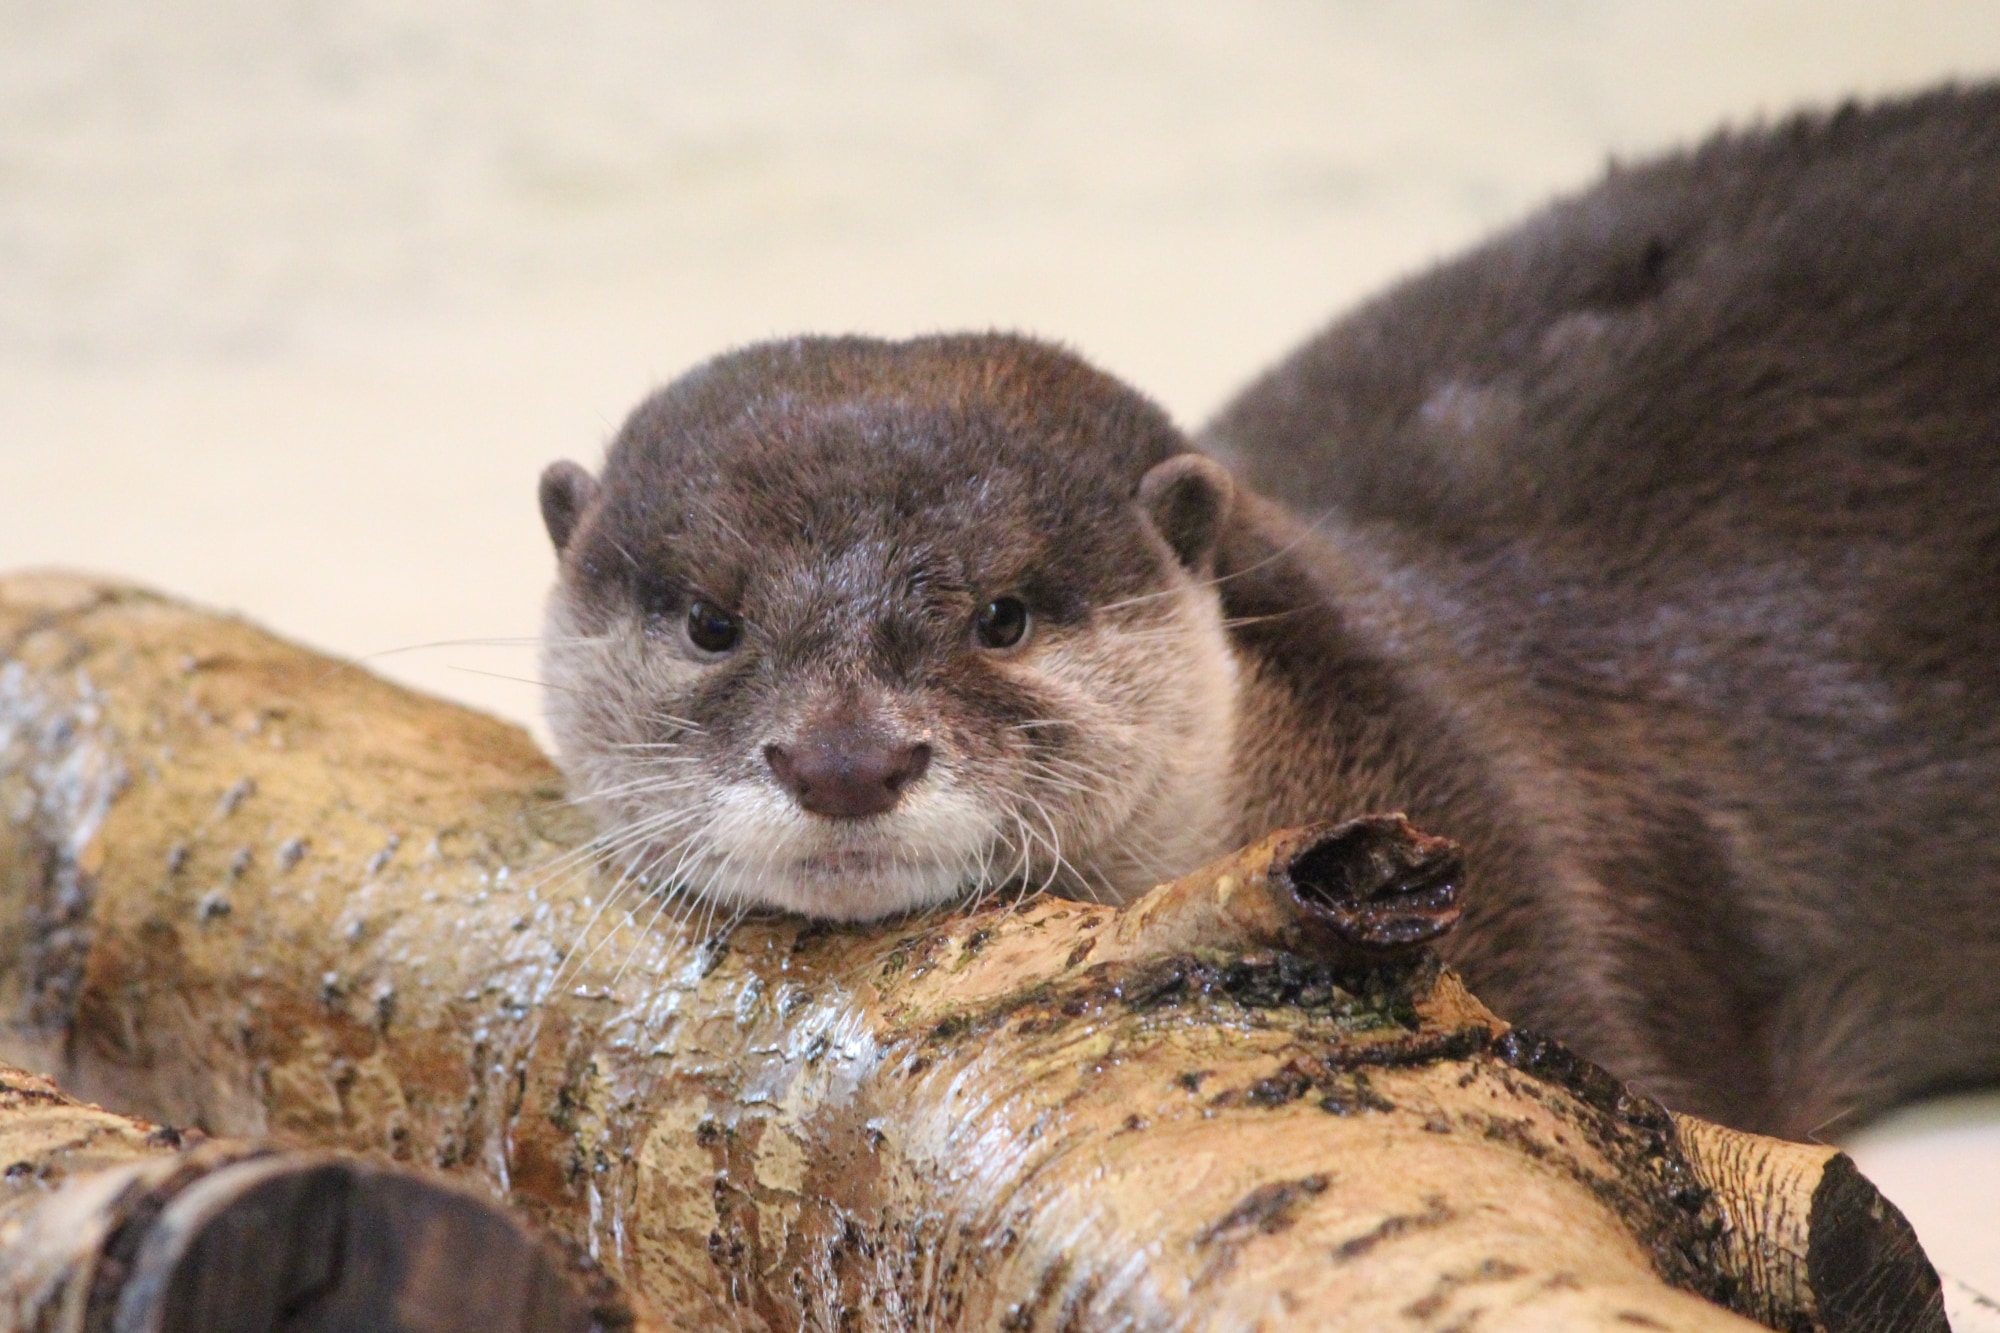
(538, 88, 2000, 1136)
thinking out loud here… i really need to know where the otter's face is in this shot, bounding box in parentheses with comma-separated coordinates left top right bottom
(537, 335, 1239, 922)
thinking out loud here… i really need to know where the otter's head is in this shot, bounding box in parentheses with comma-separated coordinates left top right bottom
(537, 334, 1240, 921)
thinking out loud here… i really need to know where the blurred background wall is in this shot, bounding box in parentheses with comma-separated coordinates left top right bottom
(2, 0, 1998, 1300)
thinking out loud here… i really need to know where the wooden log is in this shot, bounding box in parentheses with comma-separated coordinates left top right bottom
(0, 574, 1947, 1332)
(0, 1059, 620, 1332)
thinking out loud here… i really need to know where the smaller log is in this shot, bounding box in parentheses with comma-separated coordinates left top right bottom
(0, 1062, 628, 1333)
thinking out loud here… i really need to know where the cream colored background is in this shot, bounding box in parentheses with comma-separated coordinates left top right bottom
(2, 0, 1997, 1306)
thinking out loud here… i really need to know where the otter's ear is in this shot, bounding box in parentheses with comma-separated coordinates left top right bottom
(539, 461, 599, 554)
(1138, 453, 1235, 572)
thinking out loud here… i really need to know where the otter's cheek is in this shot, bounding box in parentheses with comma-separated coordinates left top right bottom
(543, 612, 711, 750)
(991, 633, 1161, 806)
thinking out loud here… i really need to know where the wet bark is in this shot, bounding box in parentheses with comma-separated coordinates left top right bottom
(0, 574, 1946, 1332)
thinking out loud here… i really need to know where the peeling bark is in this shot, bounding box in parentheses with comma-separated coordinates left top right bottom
(0, 575, 1946, 1331)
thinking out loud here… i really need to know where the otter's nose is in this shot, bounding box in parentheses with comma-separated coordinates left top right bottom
(764, 730, 932, 819)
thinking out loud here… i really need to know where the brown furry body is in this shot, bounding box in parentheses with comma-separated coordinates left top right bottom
(541, 87, 2000, 1135)
(1202, 86, 2000, 1134)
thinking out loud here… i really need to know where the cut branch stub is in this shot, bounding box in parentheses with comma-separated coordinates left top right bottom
(1099, 814, 1462, 968)
(1282, 814, 1464, 949)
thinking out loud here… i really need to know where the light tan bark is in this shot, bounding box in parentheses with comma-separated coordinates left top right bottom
(0, 574, 1946, 1332)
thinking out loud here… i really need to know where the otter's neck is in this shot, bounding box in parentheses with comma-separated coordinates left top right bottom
(1214, 497, 1597, 1031)
(1217, 497, 1481, 834)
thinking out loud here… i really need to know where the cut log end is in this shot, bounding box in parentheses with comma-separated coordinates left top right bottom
(134, 1152, 604, 1328)
(1671, 1112, 1948, 1333)
(1806, 1154, 1948, 1333)
(0, 1052, 634, 1333)
(98, 1155, 618, 1333)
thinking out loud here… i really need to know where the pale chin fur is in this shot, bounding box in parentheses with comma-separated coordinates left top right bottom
(682, 777, 1004, 920)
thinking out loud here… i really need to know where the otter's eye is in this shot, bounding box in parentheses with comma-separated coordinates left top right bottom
(975, 596, 1030, 650)
(686, 600, 740, 653)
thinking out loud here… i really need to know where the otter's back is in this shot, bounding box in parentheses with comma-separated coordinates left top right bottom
(1202, 85, 2000, 1121)
(1202, 85, 2000, 565)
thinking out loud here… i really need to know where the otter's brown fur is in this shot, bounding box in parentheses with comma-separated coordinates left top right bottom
(1201, 85, 2000, 1134)
(541, 86, 2000, 1136)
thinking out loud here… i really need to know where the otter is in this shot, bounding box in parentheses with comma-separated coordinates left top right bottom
(537, 85, 2000, 1137)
